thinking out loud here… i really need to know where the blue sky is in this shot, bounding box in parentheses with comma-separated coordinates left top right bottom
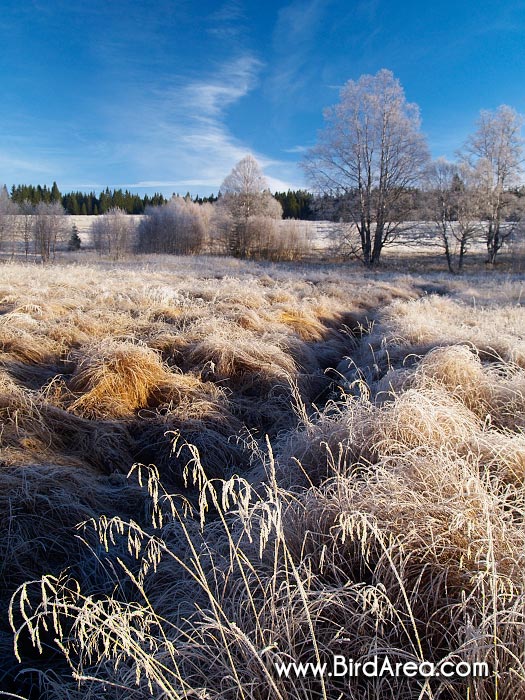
(1, 0, 524, 196)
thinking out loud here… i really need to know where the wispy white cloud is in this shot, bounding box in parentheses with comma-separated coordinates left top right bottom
(0, 151, 55, 175)
(283, 145, 309, 154)
(264, 174, 302, 192)
(181, 56, 262, 118)
(268, 0, 328, 100)
(0, 40, 300, 193)
(116, 180, 216, 189)
(206, 0, 247, 39)
(103, 54, 299, 193)
(209, 0, 244, 24)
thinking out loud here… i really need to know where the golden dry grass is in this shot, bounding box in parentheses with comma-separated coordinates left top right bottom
(1, 255, 525, 698)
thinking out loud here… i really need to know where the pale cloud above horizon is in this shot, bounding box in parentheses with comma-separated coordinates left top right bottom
(121, 54, 303, 192)
(0, 49, 303, 194)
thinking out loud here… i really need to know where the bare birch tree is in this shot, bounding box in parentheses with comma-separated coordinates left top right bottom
(302, 69, 429, 266)
(19, 200, 35, 258)
(33, 201, 67, 262)
(0, 185, 18, 254)
(92, 207, 136, 259)
(461, 105, 524, 264)
(426, 159, 482, 272)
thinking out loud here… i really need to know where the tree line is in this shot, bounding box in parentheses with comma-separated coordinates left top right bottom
(9, 184, 167, 215)
(8, 182, 315, 220)
(273, 190, 314, 219)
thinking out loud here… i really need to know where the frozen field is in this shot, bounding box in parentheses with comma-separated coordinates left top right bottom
(1, 257, 524, 697)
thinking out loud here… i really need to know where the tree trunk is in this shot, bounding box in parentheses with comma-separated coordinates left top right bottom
(370, 222, 384, 266)
(486, 222, 501, 265)
(361, 220, 372, 266)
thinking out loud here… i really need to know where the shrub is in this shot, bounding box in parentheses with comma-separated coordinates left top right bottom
(91, 207, 136, 259)
(137, 197, 207, 254)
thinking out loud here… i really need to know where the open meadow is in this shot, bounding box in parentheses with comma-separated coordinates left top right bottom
(1, 254, 525, 699)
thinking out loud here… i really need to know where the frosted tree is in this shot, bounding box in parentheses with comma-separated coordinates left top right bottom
(0, 185, 18, 253)
(137, 197, 208, 255)
(425, 159, 483, 273)
(303, 69, 429, 266)
(91, 207, 136, 259)
(19, 200, 35, 258)
(217, 155, 282, 257)
(33, 201, 67, 262)
(460, 105, 524, 264)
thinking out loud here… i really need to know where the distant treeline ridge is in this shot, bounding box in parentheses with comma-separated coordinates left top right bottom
(8, 182, 315, 219)
(9, 183, 167, 215)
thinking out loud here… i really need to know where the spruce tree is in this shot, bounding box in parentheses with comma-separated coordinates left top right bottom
(68, 224, 82, 251)
(51, 181, 61, 203)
